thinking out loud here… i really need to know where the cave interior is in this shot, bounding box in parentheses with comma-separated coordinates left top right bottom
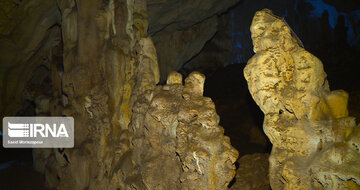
(0, 0, 360, 189)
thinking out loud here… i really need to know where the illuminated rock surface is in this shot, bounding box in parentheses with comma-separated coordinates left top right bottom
(244, 8, 360, 190)
(129, 71, 238, 189)
(2, 1, 359, 190)
(15, 0, 238, 189)
(32, 0, 161, 189)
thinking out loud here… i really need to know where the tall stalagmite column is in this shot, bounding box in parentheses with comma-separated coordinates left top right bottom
(244, 9, 360, 190)
(33, 0, 160, 189)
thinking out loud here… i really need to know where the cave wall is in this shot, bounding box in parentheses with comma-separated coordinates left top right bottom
(0, 0, 61, 120)
(147, 0, 238, 81)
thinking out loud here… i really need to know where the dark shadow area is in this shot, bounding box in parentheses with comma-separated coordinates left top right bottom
(204, 63, 272, 157)
(0, 143, 50, 190)
(0, 94, 51, 190)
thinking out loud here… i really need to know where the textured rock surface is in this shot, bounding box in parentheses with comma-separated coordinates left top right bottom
(0, 0, 238, 189)
(128, 71, 238, 189)
(32, 0, 160, 189)
(244, 9, 360, 189)
(230, 153, 270, 190)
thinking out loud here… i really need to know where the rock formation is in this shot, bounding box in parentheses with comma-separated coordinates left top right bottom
(32, 0, 161, 189)
(244, 9, 360, 189)
(0, 0, 239, 189)
(128, 71, 238, 189)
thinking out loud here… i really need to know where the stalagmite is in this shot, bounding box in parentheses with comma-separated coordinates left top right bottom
(128, 71, 238, 189)
(244, 9, 360, 190)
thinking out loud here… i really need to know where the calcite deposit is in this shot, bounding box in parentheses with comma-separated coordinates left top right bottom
(244, 9, 360, 189)
(128, 71, 238, 189)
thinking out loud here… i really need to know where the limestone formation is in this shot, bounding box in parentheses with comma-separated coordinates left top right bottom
(244, 9, 360, 189)
(2, 0, 238, 189)
(32, 0, 161, 189)
(128, 71, 239, 189)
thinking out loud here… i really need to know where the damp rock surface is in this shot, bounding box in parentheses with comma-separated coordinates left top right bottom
(244, 8, 360, 190)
